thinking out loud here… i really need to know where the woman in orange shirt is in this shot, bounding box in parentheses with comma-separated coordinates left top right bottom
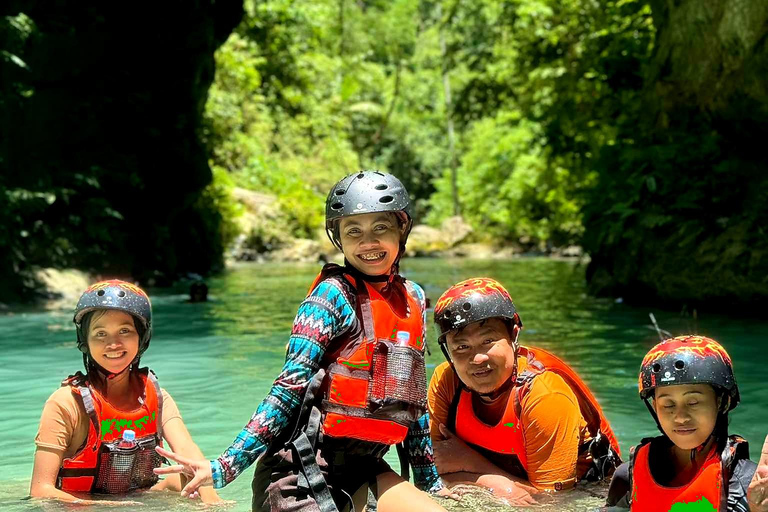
(30, 280, 220, 505)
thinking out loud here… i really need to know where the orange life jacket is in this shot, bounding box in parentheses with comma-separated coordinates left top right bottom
(308, 264, 427, 446)
(450, 346, 621, 475)
(56, 368, 164, 493)
(628, 435, 748, 512)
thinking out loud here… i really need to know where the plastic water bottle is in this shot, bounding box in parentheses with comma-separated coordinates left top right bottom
(117, 429, 136, 449)
(395, 331, 410, 345)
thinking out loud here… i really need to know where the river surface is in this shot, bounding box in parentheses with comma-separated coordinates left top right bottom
(1, 258, 766, 511)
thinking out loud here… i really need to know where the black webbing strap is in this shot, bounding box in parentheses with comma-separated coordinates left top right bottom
(446, 380, 464, 434)
(288, 367, 341, 512)
(57, 466, 97, 478)
(395, 440, 410, 482)
(291, 431, 339, 512)
(147, 369, 163, 442)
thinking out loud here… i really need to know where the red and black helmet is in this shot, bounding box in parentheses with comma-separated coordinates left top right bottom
(434, 277, 522, 350)
(73, 280, 153, 357)
(639, 335, 740, 410)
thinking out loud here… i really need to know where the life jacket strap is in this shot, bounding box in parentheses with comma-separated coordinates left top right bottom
(78, 384, 100, 437)
(147, 369, 163, 442)
(446, 378, 465, 434)
(291, 432, 340, 512)
(395, 439, 410, 482)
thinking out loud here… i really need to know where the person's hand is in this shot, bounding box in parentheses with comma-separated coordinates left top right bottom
(154, 446, 213, 498)
(433, 485, 461, 501)
(475, 473, 538, 506)
(748, 434, 768, 512)
(434, 423, 478, 474)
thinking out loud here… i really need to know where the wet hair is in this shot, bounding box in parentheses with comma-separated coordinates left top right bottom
(712, 388, 731, 454)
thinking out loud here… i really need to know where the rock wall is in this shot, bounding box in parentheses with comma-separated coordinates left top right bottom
(1, 1, 244, 299)
(582, 0, 768, 311)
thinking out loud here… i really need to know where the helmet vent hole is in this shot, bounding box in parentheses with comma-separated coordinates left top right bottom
(674, 360, 685, 370)
(375, 184, 388, 190)
(331, 202, 344, 210)
(357, 173, 365, 179)
(462, 302, 472, 311)
(379, 195, 394, 204)
(652, 363, 662, 373)
(117, 290, 126, 298)
(335, 189, 346, 196)
(97, 290, 105, 296)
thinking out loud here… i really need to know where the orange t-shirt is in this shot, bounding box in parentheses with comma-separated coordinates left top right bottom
(34, 385, 181, 459)
(428, 356, 589, 490)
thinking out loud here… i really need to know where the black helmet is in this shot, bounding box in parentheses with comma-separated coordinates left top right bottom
(639, 335, 740, 410)
(325, 170, 413, 250)
(434, 278, 522, 358)
(73, 280, 153, 357)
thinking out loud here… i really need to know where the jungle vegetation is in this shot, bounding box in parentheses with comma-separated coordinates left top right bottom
(2, 0, 766, 309)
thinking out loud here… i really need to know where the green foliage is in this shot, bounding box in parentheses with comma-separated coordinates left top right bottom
(427, 113, 583, 246)
(1, 4, 243, 300)
(207, 0, 631, 240)
(4, 0, 764, 307)
(582, 117, 768, 306)
(196, 166, 243, 261)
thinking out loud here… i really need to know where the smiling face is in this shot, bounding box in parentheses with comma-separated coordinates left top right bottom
(86, 310, 140, 375)
(339, 212, 403, 275)
(653, 383, 720, 450)
(445, 317, 518, 394)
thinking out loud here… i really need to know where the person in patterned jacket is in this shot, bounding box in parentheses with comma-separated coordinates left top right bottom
(156, 171, 454, 512)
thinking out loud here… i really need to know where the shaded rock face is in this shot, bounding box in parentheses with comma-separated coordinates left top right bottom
(1, 1, 243, 296)
(583, 0, 768, 311)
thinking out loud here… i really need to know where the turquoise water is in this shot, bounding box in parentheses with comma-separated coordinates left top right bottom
(1, 258, 766, 511)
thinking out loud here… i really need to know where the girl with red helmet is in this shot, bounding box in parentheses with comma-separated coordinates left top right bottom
(606, 335, 759, 511)
(155, 171, 453, 512)
(29, 280, 221, 505)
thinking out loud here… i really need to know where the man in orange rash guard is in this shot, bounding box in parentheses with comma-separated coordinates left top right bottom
(427, 278, 621, 505)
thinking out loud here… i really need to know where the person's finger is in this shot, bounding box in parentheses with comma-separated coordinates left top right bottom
(438, 423, 453, 439)
(154, 464, 185, 475)
(760, 434, 768, 466)
(156, 446, 191, 465)
(181, 473, 207, 498)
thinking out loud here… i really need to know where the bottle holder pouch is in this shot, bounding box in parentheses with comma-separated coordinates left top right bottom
(94, 436, 162, 494)
(370, 340, 427, 414)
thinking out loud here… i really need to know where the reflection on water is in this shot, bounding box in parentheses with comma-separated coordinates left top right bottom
(1, 258, 766, 511)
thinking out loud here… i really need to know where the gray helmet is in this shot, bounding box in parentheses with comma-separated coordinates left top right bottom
(73, 280, 153, 356)
(325, 170, 413, 250)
